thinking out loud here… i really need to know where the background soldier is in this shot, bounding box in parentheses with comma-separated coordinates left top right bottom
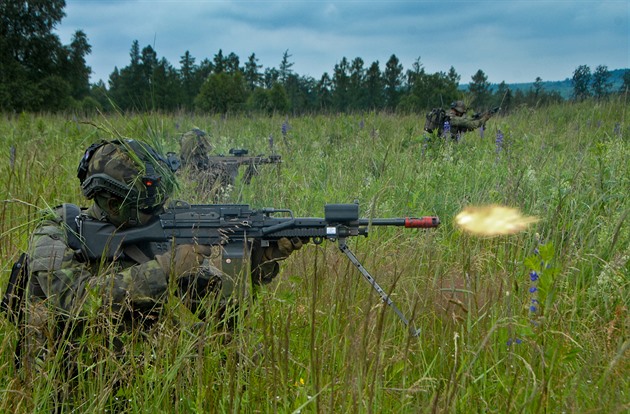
(179, 127, 212, 170)
(445, 100, 497, 138)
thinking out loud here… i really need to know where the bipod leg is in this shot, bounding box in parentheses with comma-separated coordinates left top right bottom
(338, 239, 421, 337)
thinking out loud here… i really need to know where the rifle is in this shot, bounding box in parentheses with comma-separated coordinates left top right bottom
(472, 106, 500, 120)
(77, 201, 440, 336)
(208, 148, 282, 186)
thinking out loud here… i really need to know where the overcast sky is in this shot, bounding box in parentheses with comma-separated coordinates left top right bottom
(55, 0, 629, 86)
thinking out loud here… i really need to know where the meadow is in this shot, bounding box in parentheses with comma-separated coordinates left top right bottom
(0, 100, 628, 413)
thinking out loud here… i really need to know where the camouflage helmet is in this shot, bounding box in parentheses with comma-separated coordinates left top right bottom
(180, 128, 211, 169)
(450, 100, 467, 113)
(77, 139, 178, 214)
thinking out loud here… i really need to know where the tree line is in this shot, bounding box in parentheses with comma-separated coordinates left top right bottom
(2, 0, 629, 115)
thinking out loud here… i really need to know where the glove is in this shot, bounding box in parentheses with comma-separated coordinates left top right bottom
(262, 237, 305, 261)
(251, 237, 307, 285)
(155, 244, 214, 277)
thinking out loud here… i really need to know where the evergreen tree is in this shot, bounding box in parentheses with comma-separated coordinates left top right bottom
(364, 61, 384, 110)
(447, 66, 461, 85)
(332, 57, 350, 112)
(572, 64, 591, 101)
(64, 30, 92, 101)
(383, 54, 403, 110)
(494, 81, 512, 112)
(405, 57, 425, 91)
(592, 64, 612, 100)
(151, 57, 181, 110)
(316, 72, 333, 111)
(225, 52, 240, 74)
(468, 69, 492, 109)
(213, 49, 226, 74)
(244, 53, 262, 91)
(284, 74, 315, 114)
(279, 50, 294, 84)
(179, 51, 198, 110)
(348, 57, 366, 110)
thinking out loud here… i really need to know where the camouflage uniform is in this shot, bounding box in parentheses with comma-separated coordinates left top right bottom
(179, 128, 232, 200)
(179, 128, 212, 170)
(22, 139, 301, 379)
(445, 100, 490, 138)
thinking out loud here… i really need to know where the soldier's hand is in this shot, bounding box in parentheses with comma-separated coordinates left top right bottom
(156, 244, 214, 277)
(263, 237, 306, 261)
(250, 237, 308, 285)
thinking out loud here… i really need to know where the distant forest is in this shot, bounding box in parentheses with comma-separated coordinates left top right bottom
(2, 0, 629, 114)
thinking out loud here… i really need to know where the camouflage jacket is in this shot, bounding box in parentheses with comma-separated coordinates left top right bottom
(446, 109, 486, 136)
(26, 204, 170, 317)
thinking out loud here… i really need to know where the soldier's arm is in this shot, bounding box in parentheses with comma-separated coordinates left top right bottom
(28, 220, 169, 316)
(448, 115, 485, 131)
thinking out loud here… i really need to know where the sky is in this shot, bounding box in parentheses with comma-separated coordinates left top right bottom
(55, 0, 630, 86)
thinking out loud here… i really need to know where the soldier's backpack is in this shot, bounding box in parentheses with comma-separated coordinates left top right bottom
(424, 108, 449, 134)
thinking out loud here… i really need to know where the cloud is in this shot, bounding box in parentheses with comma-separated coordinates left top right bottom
(55, 0, 629, 85)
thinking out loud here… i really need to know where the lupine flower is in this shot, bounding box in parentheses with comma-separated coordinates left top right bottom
(359, 119, 365, 129)
(479, 125, 485, 138)
(442, 121, 450, 138)
(529, 271, 539, 282)
(614, 123, 621, 137)
(495, 129, 504, 153)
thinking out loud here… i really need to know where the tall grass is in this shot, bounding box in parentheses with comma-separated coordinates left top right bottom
(1, 100, 628, 412)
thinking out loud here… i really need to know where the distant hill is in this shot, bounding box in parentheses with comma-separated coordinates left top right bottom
(460, 68, 628, 99)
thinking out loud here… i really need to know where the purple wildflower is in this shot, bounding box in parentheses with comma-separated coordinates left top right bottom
(359, 119, 365, 129)
(268, 134, 274, 152)
(529, 287, 538, 293)
(529, 271, 539, 282)
(507, 338, 523, 347)
(442, 121, 450, 139)
(479, 125, 485, 138)
(495, 129, 504, 153)
(614, 123, 621, 137)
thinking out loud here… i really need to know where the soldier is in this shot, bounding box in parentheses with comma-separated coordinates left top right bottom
(179, 127, 212, 170)
(20, 139, 302, 398)
(445, 100, 495, 139)
(178, 128, 232, 199)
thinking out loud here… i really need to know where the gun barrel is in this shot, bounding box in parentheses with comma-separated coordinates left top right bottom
(361, 217, 440, 228)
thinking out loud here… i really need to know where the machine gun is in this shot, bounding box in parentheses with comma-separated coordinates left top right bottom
(208, 148, 282, 186)
(77, 201, 440, 336)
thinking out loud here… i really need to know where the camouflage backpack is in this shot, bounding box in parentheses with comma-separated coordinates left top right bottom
(424, 108, 449, 134)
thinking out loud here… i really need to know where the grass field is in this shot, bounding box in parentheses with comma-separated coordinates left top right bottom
(0, 100, 628, 413)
